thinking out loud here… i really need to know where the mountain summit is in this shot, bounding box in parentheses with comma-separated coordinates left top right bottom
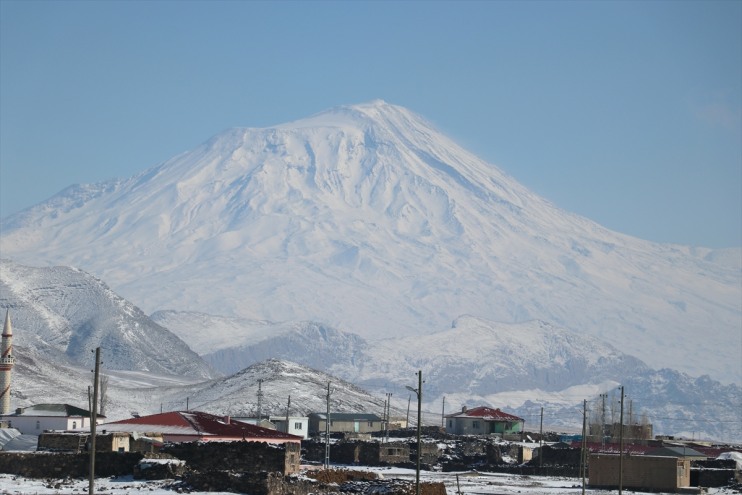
(1, 101, 739, 383)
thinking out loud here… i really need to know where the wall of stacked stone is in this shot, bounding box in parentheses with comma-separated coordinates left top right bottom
(162, 441, 301, 475)
(691, 462, 738, 488)
(0, 452, 144, 478)
(327, 442, 360, 464)
(38, 432, 131, 452)
(185, 471, 319, 495)
(370, 442, 410, 465)
(302, 439, 325, 463)
(410, 441, 440, 466)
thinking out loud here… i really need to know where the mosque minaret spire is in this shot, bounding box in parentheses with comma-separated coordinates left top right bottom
(0, 310, 16, 415)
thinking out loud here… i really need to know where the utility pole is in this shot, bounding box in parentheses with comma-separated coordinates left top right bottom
(385, 392, 392, 443)
(581, 399, 587, 495)
(415, 371, 422, 495)
(285, 395, 291, 434)
(324, 382, 331, 469)
(406, 394, 411, 428)
(619, 386, 625, 495)
(88, 347, 101, 495)
(441, 396, 446, 428)
(256, 379, 264, 421)
(600, 393, 607, 452)
(539, 406, 544, 470)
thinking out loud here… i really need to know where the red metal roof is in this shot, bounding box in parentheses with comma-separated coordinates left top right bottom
(448, 406, 524, 422)
(104, 411, 301, 440)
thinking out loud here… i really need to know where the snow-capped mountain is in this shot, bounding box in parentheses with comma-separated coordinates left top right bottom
(0, 100, 739, 386)
(0, 260, 737, 440)
(0, 259, 217, 379)
(167, 359, 391, 419)
(152, 310, 742, 442)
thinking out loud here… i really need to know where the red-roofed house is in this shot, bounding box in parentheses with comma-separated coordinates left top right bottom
(445, 406, 524, 436)
(99, 411, 302, 445)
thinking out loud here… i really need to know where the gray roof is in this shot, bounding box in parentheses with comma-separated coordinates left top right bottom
(311, 413, 382, 422)
(646, 446, 707, 458)
(10, 404, 104, 418)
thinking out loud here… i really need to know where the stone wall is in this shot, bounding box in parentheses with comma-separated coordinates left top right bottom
(163, 440, 301, 475)
(0, 451, 144, 478)
(38, 432, 131, 453)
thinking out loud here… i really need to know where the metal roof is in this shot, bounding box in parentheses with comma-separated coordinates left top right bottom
(446, 406, 524, 422)
(9, 403, 104, 418)
(310, 413, 382, 422)
(102, 411, 302, 440)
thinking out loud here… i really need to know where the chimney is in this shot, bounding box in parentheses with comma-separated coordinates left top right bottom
(462, 406, 467, 413)
(224, 415, 231, 424)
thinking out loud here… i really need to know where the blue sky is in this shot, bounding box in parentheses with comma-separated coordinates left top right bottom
(1, 0, 740, 247)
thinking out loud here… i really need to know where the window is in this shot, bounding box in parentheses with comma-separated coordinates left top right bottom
(294, 422, 302, 430)
(448, 420, 452, 427)
(368, 421, 374, 427)
(72, 421, 77, 429)
(472, 421, 479, 429)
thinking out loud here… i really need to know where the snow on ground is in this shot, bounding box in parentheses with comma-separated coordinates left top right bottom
(0, 467, 733, 495)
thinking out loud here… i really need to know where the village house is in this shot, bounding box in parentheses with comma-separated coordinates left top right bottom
(445, 406, 524, 438)
(589, 453, 691, 492)
(0, 404, 105, 435)
(98, 410, 302, 445)
(269, 415, 309, 439)
(308, 412, 383, 435)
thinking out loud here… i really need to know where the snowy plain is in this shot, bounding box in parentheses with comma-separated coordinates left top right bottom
(0, 467, 736, 495)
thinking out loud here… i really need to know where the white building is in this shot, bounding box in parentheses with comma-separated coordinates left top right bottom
(270, 416, 309, 440)
(1, 404, 105, 435)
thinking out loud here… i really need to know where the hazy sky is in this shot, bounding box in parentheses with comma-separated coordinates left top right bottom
(1, 0, 740, 247)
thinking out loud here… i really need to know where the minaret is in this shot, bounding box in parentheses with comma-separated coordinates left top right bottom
(0, 310, 16, 415)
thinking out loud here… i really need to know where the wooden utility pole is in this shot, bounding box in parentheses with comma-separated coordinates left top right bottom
(441, 396, 446, 428)
(88, 347, 100, 495)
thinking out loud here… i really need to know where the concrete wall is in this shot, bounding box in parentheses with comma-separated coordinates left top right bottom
(589, 454, 690, 491)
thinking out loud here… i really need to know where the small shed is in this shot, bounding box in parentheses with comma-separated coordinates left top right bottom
(589, 453, 690, 492)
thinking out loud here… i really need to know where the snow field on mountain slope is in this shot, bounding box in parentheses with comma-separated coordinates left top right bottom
(0, 101, 739, 383)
